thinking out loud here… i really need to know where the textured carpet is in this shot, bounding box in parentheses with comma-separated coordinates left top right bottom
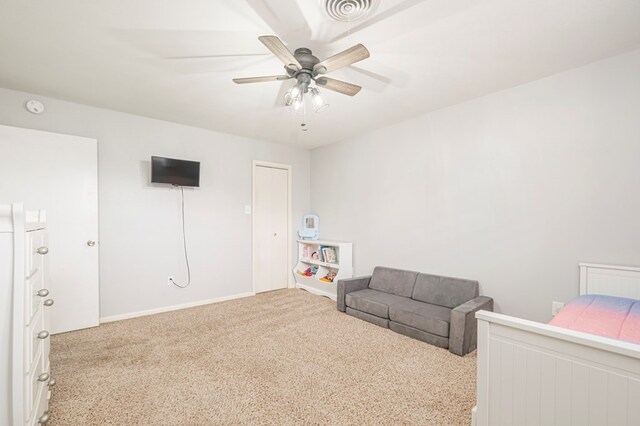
(49, 289, 476, 425)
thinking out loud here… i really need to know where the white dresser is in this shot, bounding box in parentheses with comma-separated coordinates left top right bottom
(0, 204, 55, 425)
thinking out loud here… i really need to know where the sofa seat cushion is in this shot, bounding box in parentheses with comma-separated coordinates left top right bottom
(369, 266, 418, 298)
(345, 289, 408, 319)
(389, 299, 452, 337)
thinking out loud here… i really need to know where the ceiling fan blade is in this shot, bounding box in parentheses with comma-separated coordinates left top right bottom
(330, 0, 424, 42)
(162, 56, 273, 75)
(110, 29, 265, 58)
(258, 35, 302, 70)
(314, 44, 370, 75)
(340, 64, 409, 92)
(347, 66, 392, 85)
(233, 75, 291, 84)
(315, 77, 361, 96)
(245, 0, 312, 43)
(165, 53, 270, 60)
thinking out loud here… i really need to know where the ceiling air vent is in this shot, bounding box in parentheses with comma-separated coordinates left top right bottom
(324, 0, 379, 22)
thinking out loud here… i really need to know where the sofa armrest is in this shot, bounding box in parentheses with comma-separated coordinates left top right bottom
(449, 296, 493, 356)
(336, 275, 371, 312)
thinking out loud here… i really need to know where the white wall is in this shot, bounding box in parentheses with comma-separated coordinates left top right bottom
(0, 87, 310, 319)
(311, 49, 640, 322)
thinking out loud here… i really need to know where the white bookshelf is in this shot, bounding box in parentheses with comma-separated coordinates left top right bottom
(293, 240, 353, 300)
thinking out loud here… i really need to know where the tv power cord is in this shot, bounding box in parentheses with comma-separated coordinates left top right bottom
(170, 185, 191, 288)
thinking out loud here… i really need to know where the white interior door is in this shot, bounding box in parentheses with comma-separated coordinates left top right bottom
(0, 124, 99, 334)
(254, 164, 289, 293)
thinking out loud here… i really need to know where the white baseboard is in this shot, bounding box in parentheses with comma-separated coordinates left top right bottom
(296, 283, 337, 301)
(99, 292, 255, 324)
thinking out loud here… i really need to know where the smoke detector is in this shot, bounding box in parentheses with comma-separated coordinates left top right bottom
(324, 0, 379, 22)
(25, 99, 45, 114)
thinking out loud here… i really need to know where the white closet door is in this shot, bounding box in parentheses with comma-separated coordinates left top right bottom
(254, 166, 272, 292)
(270, 167, 288, 289)
(254, 165, 289, 293)
(0, 124, 99, 334)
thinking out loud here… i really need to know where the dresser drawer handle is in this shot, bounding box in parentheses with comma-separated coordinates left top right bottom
(48, 378, 56, 387)
(38, 413, 50, 424)
(36, 289, 50, 297)
(37, 331, 50, 339)
(36, 247, 49, 255)
(44, 299, 54, 307)
(37, 373, 50, 382)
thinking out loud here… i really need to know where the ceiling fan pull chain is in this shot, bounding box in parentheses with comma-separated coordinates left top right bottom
(301, 100, 308, 132)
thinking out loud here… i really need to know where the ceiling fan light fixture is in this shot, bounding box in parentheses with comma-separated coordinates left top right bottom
(293, 93, 304, 110)
(284, 91, 294, 107)
(290, 84, 301, 99)
(310, 87, 329, 113)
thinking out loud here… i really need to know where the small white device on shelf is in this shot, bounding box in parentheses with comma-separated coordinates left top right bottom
(293, 240, 353, 300)
(298, 214, 319, 241)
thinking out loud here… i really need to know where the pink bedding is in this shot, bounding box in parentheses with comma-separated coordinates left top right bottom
(549, 294, 640, 344)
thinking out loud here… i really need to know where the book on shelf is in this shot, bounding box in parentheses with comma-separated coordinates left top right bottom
(320, 246, 337, 264)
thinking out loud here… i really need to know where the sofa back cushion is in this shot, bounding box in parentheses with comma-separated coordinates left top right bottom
(412, 273, 479, 308)
(369, 266, 418, 297)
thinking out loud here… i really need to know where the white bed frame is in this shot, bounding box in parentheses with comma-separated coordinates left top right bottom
(472, 263, 640, 426)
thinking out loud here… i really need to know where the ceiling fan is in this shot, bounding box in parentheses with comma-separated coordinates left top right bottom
(233, 35, 370, 112)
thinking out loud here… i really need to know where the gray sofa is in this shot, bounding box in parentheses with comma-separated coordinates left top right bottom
(337, 266, 493, 356)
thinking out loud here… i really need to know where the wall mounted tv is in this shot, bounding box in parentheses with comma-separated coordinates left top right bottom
(151, 156, 200, 187)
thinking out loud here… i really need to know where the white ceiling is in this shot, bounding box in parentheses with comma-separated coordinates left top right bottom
(1, 0, 639, 148)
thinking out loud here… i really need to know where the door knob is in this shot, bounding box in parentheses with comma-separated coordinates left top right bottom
(44, 299, 54, 307)
(87, 240, 96, 247)
(37, 373, 50, 382)
(37, 330, 50, 339)
(36, 247, 49, 255)
(36, 289, 50, 297)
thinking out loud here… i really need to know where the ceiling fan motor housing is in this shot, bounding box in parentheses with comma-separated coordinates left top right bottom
(292, 72, 312, 93)
(293, 48, 320, 71)
(285, 48, 322, 93)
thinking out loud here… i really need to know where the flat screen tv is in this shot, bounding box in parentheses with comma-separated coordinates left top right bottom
(151, 156, 200, 187)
